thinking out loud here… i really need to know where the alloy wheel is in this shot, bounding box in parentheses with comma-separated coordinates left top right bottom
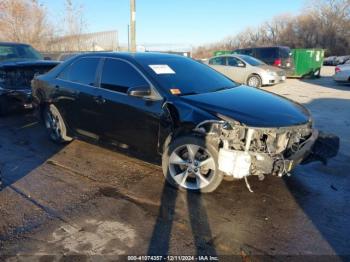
(248, 76, 260, 87)
(45, 109, 62, 141)
(168, 144, 216, 190)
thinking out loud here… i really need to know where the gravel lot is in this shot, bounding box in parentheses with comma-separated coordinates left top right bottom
(0, 66, 349, 260)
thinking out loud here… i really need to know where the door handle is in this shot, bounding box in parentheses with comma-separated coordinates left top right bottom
(55, 85, 60, 89)
(93, 95, 106, 104)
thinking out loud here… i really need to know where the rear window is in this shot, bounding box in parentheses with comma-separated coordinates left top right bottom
(279, 47, 292, 58)
(209, 57, 226, 65)
(255, 48, 278, 59)
(59, 57, 99, 86)
(234, 49, 253, 56)
(238, 55, 265, 66)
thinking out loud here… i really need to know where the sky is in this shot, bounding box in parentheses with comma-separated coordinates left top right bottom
(41, 0, 306, 48)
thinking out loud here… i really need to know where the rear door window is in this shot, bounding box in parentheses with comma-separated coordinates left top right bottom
(255, 48, 277, 59)
(242, 49, 253, 56)
(209, 57, 226, 65)
(227, 57, 241, 67)
(100, 58, 148, 93)
(59, 57, 100, 86)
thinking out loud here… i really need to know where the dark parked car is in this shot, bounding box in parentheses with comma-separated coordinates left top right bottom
(323, 56, 337, 66)
(335, 55, 350, 65)
(233, 46, 294, 75)
(57, 52, 82, 61)
(0, 42, 59, 115)
(32, 52, 337, 193)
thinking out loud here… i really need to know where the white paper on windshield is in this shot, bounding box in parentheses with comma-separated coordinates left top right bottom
(149, 65, 175, 74)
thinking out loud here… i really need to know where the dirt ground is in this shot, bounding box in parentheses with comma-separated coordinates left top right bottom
(0, 66, 349, 261)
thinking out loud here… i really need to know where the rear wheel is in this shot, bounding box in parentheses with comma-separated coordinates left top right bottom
(44, 104, 72, 143)
(247, 75, 262, 88)
(314, 68, 321, 78)
(162, 135, 223, 193)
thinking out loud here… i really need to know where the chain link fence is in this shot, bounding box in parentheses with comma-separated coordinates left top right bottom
(41, 30, 119, 60)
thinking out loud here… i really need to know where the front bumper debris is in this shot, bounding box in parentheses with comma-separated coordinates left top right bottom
(213, 123, 339, 192)
(0, 88, 33, 113)
(218, 128, 320, 179)
(195, 120, 339, 181)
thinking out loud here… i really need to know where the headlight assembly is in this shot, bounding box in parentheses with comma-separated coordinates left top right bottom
(217, 113, 243, 128)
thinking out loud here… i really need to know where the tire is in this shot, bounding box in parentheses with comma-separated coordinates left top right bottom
(314, 68, 321, 78)
(162, 135, 223, 193)
(44, 104, 73, 143)
(247, 75, 262, 88)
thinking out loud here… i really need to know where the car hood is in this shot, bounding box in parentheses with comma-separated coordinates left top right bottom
(0, 60, 59, 70)
(181, 86, 310, 127)
(339, 64, 350, 70)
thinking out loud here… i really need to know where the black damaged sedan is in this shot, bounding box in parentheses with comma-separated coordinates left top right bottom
(32, 52, 337, 192)
(0, 42, 59, 115)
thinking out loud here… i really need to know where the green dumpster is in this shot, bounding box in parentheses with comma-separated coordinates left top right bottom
(213, 50, 233, 56)
(291, 48, 324, 78)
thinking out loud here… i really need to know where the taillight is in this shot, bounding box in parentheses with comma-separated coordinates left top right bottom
(335, 67, 341, 73)
(274, 58, 282, 67)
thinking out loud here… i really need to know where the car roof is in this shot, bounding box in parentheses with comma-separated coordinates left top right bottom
(211, 54, 253, 59)
(0, 42, 30, 47)
(235, 46, 290, 50)
(78, 51, 186, 63)
(215, 54, 243, 59)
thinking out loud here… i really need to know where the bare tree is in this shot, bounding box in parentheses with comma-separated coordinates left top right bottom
(59, 0, 87, 51)
(0, 0, 54, 50)
(261, 14, 293, 45)
(194, 0, 350, 58)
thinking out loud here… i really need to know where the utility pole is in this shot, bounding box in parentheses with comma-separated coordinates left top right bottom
(127, 24, 130, 51)
(130, 0, 136, 52)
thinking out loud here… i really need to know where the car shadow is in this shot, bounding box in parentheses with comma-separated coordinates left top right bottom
(147, 182, 217, 256)
(147, 136, 217, 256)
(146, 97, 350, 257)
(85, 133, 218, 256)
(74, 126, 218, 255)
(284, 97, 350, 257)
(0, 113, 64, 191)
(301, 76, 350, 90)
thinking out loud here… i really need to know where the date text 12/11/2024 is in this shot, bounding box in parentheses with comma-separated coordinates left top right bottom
(127, 255, 219, 261)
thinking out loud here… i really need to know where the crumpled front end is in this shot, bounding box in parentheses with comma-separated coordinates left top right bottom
(195, 119, 338, 184)
(0, 65, 55, 112)
(217, 122, 317, 179)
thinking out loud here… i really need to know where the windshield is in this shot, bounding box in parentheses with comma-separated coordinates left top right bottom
(238, 55, 265, 66)
(138, 56, 238, 96)
(0, 44, 43, 62)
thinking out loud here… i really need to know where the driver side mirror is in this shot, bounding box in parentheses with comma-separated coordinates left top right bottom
(237, 62, 245, 67)
(127, 86, 151, 97)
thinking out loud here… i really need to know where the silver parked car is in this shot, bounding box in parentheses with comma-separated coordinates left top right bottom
(334, 62, 350, 83)
(207, 54, 286, 87)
